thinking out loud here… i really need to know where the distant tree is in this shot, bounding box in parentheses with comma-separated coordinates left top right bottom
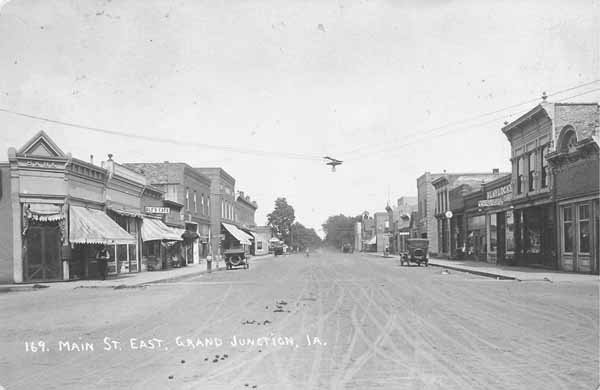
(291, 222, 322, 250)
(267, 197, 296, 245)
(322, 214, 357, 249)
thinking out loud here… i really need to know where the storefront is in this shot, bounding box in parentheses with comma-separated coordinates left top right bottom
(140, 217, 183, 270)
(479, 176, 513, 265)
(68, 205, 136, 279)
(222, 222, 252, 252)
(463, 190, 487, 261)
(21, 203, 67, 282)
(107, 206, 142, 273)
(548, 133, 599, 274)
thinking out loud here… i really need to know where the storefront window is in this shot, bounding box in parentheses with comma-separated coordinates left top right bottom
(563, 207, 573, 253)
(505, 211, 515, 254)
(523, 209, 541, 254)
(489, 214, 497, 252)
(579, 204, 590, 253)
(467, 215, 486, 258)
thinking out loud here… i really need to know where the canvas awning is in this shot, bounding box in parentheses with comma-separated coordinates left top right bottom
(141, 218, 183, 242)
(222, 223, 252, 245)
(238, 228, 255, 242)
(108, 206, 143, 218)
(24, 203, 65, 222)
(69, 205, 136, 245)
(367, 236, 377, 245)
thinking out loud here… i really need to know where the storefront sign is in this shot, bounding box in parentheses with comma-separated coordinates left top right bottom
(478, 199, 504, 207)
(486, 184, 512, 200)
(399, 232, 410, 236)
(145, 206, 170, 214)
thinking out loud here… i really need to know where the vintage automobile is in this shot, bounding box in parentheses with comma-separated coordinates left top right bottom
(400, 238, 429, 266)
(224, 247, 249, 270)
(342, 243, 353, 253)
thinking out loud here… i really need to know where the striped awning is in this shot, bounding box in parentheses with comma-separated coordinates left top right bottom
(108, 206, 143, 218)
(24, 203, 65, 222)
(222, 223, 251, 245)
(69, 206, 135, 245)
(367, 236, 377, 245)
(141, 218, 183, 242)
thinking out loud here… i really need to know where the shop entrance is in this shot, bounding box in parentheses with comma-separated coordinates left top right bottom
(25, 224, 61, 281)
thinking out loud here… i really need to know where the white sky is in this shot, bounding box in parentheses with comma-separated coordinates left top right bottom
(1, 0, 599, 234)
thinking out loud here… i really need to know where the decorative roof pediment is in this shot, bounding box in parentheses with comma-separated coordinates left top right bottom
(17, 131, 66, 158)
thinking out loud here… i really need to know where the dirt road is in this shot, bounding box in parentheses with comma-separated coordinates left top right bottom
(1, 251, 597, 389)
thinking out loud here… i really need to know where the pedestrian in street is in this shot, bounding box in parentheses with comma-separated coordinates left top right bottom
(96, 245, 110, 280)
(305, 247, 310, 257)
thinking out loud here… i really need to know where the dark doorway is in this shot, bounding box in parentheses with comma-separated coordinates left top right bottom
(25, 224, 61, 281)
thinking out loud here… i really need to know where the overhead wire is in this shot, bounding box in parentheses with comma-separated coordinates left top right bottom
(346, 86, 600, 162)
(341, 79, 600, 159)
(0, 107, 323, 161)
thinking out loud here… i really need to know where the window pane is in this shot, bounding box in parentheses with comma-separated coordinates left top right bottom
(579, 221, 590, 253)
(563, 207, 572, 221)
(564, 222, 573, 253)
(128, 244, 137, 261)
(579, 204, 590, 220)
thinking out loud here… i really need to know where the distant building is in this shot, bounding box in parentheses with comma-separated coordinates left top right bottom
(194, 167, 240, 266)
(417, 172, 445, 254)
(374, 212, 389, 253)
(253, 226, 272, 256)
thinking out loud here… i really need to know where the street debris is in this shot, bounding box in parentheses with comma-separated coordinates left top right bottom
(168, 375, 174, 379)
(441, 269, 450, 275)
(180, 359, 185, 364)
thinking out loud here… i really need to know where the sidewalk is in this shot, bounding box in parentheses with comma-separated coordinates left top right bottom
(365, 252, 599, 282)
(0, 254, 275, 292)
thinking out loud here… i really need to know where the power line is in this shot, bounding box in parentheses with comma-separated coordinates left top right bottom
(341, 79, 600, 158)
(348, 86, 600, 162)
(0, 107, 323, 161)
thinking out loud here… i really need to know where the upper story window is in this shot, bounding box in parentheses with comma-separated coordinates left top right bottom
(540, 146, 548, 189)
(193, 191, 197, 213)
(221, 199, 224, 218)
(186, 188, 190, 210)
(201, 194, 205, 214)
(517, 157, 524, 195)
(528, 152, 536, 192)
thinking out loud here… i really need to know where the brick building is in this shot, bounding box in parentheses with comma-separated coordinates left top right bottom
(501, 101, 599, 269)
(547, 112, 599, 273)
(194, 167, 239, 267)
(123, 162, 212, 265)
(235, 190, 258, 229)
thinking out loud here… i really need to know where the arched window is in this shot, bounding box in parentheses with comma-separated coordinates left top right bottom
(558, 126, 578, 154)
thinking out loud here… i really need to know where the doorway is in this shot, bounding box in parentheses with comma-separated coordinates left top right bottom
(25, 224, 61, 281)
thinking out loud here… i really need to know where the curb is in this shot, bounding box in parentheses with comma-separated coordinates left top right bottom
(0, 284, 50, 293)
(428, 262, 517, 280)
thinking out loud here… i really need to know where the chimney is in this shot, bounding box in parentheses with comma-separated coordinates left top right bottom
(492, 168, 499, 175)
(108, 153, 113, 161)
(90, 154, 94, 165)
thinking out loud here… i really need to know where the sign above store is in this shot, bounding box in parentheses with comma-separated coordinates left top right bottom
(487, 184, 512, 200)
(478, 199, 504, 208)
(145, 206, 170, 214)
